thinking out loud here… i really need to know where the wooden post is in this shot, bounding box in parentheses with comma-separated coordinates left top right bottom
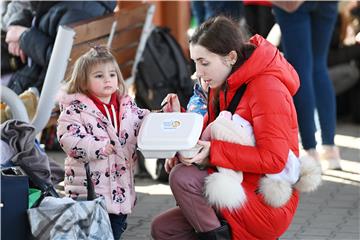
(117, 1, 191, 56)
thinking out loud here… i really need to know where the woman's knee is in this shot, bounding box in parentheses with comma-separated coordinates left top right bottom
(169, 164, 186, 184)
(169, 164, 205, 192)
(151, 213, 166, 239)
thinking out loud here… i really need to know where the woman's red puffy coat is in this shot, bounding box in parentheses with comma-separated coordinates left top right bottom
(206, 35, 300, 240)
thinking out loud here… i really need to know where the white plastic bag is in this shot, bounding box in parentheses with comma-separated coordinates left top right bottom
(27, 197, 114, 240)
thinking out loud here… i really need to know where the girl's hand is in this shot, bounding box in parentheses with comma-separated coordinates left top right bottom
(161, 94, 181, 112)
(102, 144, 116, 156)
(164, 156, 179, 173)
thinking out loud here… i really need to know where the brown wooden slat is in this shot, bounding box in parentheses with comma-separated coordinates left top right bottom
(110, 26, 142, 50)
(69, 39, 106, 62)
(119, 64, 133, 80)
(67, 28, 140, 70)
(70, 5, 148, 45)
(112, 45, 138, 65)
(67, 26, 141, 62)
(68, 38, 108, 62)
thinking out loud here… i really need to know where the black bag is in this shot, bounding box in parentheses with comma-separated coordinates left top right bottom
(1, 166, 31, 240)
(26, 163, 114, 240)
(134, 27, 194, 110)
(7, 64, 43, 95)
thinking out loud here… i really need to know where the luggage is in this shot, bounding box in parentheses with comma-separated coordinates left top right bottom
(1, 165, 59, 240)
(1, 166, 31, 240)
(0, 120, 63, 239)
(27, 162, 114, 240)
(27, 197, 114, 240)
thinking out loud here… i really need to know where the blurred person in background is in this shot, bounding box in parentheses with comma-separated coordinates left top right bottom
(3, 1, 116, 95)
(273, 1, 341, 171)
(328, 1, 360, 123)
(244, 0, 275, 38)
(191, 1, 244, 26)
(0, 1, 116, 123)
(1, 0, 31, 80)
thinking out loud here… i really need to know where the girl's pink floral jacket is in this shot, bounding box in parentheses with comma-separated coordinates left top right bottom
(57, 91, 149, 214)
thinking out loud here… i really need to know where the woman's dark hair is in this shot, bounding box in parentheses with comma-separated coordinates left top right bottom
(190, 16, 255, 117)
(190, 16, 255, 71)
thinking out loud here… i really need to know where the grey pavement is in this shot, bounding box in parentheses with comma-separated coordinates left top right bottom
(48, 120, 360, 240)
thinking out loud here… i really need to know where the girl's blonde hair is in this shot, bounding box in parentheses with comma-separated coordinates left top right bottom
(66, 46, 126, 95)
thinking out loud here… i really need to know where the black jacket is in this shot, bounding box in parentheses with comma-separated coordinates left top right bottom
(8, 1, 116, 94)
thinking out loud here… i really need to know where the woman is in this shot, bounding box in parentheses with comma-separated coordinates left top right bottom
(5, 1, 116, 95)
(272, 1, 341, 170)
(151, 16, 300, 240)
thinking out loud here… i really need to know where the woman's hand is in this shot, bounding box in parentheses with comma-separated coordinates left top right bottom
(164, 156, 179, 173)
(179, 140, 211, 166)
(161, 93, 181, 112)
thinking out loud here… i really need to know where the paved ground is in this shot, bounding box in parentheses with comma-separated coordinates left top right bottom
(49, 120, 360, 240)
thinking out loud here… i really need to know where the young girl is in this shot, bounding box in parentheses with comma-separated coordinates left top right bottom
(57, 46, 149, 239)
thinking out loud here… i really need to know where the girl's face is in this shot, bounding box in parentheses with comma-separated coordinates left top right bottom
(87, 62, 118, 103)
(190, 44, 233, 89)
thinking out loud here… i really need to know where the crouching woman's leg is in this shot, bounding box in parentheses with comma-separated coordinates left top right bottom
(151, 207, 198, 240)
(151, 163, 231, 239)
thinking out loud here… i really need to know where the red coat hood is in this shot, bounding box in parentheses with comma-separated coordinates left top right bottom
(227, 35, 299, 96)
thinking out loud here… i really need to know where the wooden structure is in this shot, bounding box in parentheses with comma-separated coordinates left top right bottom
(65, 4, 155, 84)
(117, 1, 191, 55)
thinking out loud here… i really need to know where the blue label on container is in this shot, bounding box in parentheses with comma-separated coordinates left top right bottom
(162, 119, 181, 130)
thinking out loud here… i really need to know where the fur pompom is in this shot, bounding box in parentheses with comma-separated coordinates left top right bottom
(259, 177, 292, 208)
(204, 168, 246, 210)
(294, 155, 322, 192)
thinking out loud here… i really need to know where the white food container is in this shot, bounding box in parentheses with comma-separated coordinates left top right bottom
(137, 112, 204, 158)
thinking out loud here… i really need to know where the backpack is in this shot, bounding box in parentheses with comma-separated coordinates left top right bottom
(134, 27, 194, 110)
